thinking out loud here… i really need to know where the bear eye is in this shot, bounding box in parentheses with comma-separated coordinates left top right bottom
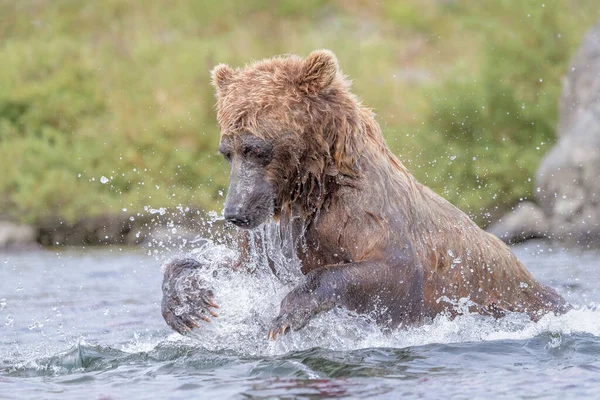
(219, 147, 232, 162)
(241, 144, 268, 160)
(242, 144, 258, 157)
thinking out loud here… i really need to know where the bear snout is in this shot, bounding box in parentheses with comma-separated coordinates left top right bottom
(223, 206, 251, 228)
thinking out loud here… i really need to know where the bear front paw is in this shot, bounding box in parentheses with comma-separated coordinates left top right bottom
(267, 309, 311, 340)
(161, 258, 219, 334)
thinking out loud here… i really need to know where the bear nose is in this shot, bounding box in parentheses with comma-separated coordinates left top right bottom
(224, 206, 248, 226)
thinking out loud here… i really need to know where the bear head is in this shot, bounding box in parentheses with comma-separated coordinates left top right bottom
(211, 50, 362, 229)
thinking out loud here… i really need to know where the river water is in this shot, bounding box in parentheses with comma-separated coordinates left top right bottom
(1, 238, 600, 399)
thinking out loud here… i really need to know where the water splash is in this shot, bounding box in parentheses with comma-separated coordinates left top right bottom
(155, 235, 600, 357)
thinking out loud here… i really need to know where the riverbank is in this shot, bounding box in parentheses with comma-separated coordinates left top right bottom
(0, 209, 226, 249)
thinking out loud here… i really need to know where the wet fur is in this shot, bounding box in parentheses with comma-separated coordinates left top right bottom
(162, 50, 568, 336)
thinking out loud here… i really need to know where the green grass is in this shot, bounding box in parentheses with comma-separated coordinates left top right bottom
(1, 0, 598, 224)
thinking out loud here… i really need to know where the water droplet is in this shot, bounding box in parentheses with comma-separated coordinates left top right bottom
(27, 321, 43, 330)
(100, 176, 109, 184)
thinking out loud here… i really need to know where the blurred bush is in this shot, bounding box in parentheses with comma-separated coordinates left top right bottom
(0, 0, 597, 224)
(417, 0, 587, 223)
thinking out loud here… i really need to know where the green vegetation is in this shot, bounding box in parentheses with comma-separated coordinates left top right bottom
(1, 0, 598, 224)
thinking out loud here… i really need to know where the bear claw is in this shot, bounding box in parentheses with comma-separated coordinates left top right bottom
(268, 320, 293, 340)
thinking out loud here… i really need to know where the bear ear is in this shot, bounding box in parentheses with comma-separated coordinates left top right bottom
(211, 63, 235, 94)
(301, 49, 339, 91)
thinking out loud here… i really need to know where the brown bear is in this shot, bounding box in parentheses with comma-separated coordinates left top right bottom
(161, 50, 568, 339)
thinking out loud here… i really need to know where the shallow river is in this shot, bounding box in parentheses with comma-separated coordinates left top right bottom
(1, 239, 600, 399)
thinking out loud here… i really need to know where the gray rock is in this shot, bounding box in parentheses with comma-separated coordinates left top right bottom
(0, 220, 37, 248)
(487, 201, 548, 244)
(535, 20, 600, 247)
